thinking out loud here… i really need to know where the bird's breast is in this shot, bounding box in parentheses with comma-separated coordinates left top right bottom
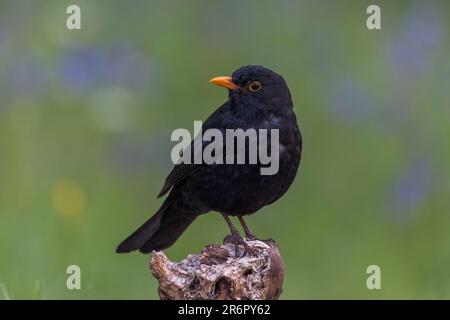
(185, 116, 301, 215)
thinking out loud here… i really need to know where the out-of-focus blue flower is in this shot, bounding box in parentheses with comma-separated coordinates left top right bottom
(0, 22, 7, 46)
(60, 42, 154, 94)
(110, 42, 155, 90)
(390, 2, 444, 79)
(8, 57, 52, 97)
(330, 76, 377, 124)
(390, 157, 433, 222)
(304, 25, 345, 77)
(107, 131, 172, 177)
(61, 47, 107, 91)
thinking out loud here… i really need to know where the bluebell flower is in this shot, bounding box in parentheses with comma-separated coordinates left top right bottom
(8, 57, 52, 97)
(61, 46, 109, 92)
(107, 131, 172, 176)
(60, 42, 153, 94)
(331, 76, 377, 124)
(390, 2, 444, 79)
(390, 157, 433, 222)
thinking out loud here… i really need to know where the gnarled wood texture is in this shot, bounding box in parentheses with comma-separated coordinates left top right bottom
(150, 239, 284, 300)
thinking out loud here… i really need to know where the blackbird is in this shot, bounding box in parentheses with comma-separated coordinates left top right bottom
(117, 65, 302, 255)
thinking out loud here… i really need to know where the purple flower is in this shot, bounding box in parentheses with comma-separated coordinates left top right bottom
(60, 42, 153, 93)
(390, 157, 433, 222)
(61, 47, 107, 91)
(108, 43, 153, 90)
(0, 23, 7, 45)
(390, 2, 445, 79)
(330, 77, 377, 124)
(8, 58, 52, 96)
(107, 131, 172, 176)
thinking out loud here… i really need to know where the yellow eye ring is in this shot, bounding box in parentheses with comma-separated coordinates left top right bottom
(248, 81, 262, 92)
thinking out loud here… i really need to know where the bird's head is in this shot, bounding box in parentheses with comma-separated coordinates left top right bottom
(209, 65, 292, 106)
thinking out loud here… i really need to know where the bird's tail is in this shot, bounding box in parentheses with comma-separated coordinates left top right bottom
(116, 196, 199, 254)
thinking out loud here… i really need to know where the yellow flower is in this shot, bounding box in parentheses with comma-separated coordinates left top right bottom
(52, 179, 85, 217)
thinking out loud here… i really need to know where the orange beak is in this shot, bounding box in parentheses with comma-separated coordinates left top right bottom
(209, 76, 239, 91)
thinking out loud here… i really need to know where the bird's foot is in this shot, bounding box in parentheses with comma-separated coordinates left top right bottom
(244, 232, 257, 241)
(224, 233, 257, 257)
(259, 238, 276, 246)
(243, 234, 275, 246)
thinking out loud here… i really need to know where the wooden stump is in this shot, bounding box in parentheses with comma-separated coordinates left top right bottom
(150, 239, 284, 300)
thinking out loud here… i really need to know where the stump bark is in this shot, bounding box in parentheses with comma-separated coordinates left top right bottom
(150, 239, 284, 300)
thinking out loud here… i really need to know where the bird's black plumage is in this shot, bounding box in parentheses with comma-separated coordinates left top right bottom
(117, 65, 302, 254)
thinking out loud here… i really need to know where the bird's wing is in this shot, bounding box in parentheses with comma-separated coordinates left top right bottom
(157, 163, 201, 198)
(157, 101, 231, 198)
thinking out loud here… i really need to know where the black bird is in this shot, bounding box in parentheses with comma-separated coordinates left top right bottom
(117, 65, 302, 255)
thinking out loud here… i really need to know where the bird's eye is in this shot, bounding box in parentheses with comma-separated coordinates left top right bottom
(248, 81, 262, 92)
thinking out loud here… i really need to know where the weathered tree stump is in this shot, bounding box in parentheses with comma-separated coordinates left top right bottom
(150, 239, 284, 300)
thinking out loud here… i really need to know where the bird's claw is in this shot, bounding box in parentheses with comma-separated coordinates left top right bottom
(245, 234, 257, 241)
(247, 236, 275, 245)
(224, 233, 257, 257)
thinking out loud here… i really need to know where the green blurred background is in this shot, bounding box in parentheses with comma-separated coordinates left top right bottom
(1, 0, 450, 299)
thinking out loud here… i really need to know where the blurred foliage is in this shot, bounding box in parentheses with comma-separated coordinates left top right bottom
(0, 0, 450, 299)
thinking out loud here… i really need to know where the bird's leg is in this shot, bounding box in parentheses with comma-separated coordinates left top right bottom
(238, 216, 276, 246)
(221, 214, 255, 256)
(237, 216, 256, 240)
